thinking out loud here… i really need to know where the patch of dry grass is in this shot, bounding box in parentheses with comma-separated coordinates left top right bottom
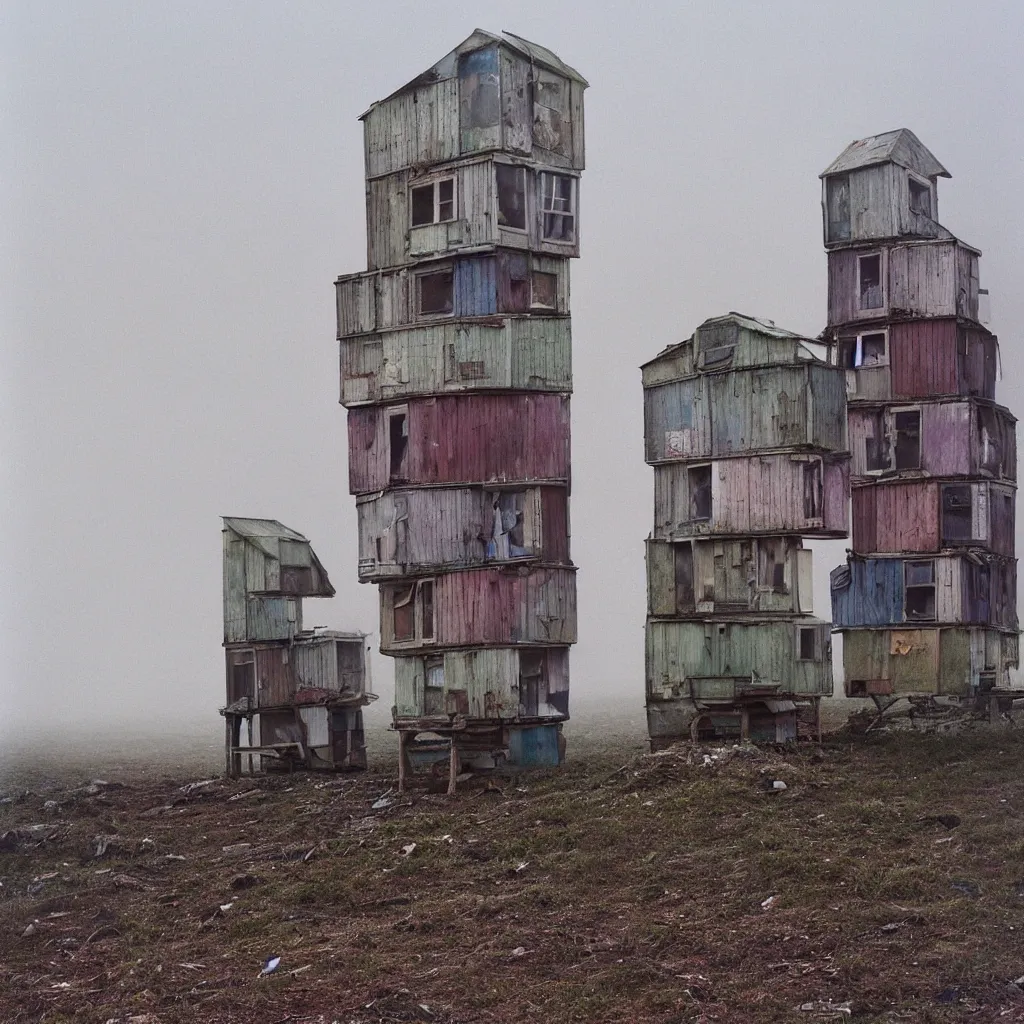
(1, 730, 1024, 1023)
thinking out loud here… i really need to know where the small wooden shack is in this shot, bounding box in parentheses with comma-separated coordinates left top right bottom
(221, 517, 375, 774)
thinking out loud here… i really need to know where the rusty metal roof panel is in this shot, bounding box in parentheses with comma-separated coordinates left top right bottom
(821, 129, 950, 179)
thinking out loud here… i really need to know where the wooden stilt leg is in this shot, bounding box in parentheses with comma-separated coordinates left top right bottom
(397, 731, 407, 793)
(447, 739, 459, 797)
(815, 697, 822, 744)
(740, 707, 750, 743)
(224, 715, 234, 778)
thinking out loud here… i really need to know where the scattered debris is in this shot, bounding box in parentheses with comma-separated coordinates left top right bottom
(511, 946, 527, 957)
(372, 793, 395, 811)
(920, 813, 961, 830)
(401, 843, 417, 857)
(259, 955, 281, 977)
(951, 880, 981, 898)
(229, 872, 260, 891)
(761, 895, 779, 911)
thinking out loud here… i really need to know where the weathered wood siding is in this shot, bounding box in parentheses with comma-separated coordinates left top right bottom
(652, 456, 849, 539)
(852, 480, 1016, 556)
(337, 256, 570, 336)
(644, 364, 846, 463)
(831, 555, 1017, 629)
(356, 485, 569, 579)
(848, 401, 1016, 482)
(645, 619, 833, 701)
(340, 317, 572, 406)
(646, 537, 810, 617)
(842, 627, 1017, 696)
(379, 567, 577, 653)
(827, 240, 979, 325)
(347, 393, 570, 494)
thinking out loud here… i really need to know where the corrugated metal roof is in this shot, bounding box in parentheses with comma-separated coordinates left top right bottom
(222, 517, 309, 543)
(821, 129, 951, 179)
(361, 28, 587, 118)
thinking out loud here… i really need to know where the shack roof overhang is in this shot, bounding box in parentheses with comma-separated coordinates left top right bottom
(820, 128, 951, 180)
(639, 311, 821, 370)
(222, 516, 335, 598)
(359, 28, 587, 120)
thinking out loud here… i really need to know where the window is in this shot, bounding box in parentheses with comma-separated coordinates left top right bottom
(541, 173, 575, 242)
(519, 652, 545, 716)
(503, 255, 530, 311)
(864, 410, 890, 471)
(229, 652, 255, 703)
(388, 409, 408, 481)
(424, 656, 444, 715)
(496, 164, 526, 230)
(858, 253, 883, 310)
(803, 460, 823, 520)
(978, 407, 1003, 474)
(758, 539, 787, 592)
(389, 580, 435, 644)
(840, 332, 886, 369)
(941, 484, 972, 545)
(798, 627, 819, 661)
(688, 465, 712, 521)
(410, 178, 456, 227)
(908, 177, 932, 217)
(904, 560, 936, 621)
(674, 542, 695, 613)
(485, 491, 529, 560)
(418, 271, 454, 316)
(531, 271, 558, 310)
(826, 174, 851, 241)
(893, 410, 921, 470)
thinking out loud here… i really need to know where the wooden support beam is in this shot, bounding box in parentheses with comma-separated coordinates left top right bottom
(397, 731, 407, 794)
(739, 707, 750, 743)
(447, 739, 460, 797)
(814, 697, 822, 744)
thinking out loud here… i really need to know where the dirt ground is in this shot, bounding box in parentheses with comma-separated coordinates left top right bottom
(2, 700, 1024, 1023)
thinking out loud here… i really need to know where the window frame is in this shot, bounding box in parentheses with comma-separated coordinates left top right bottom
(802, 457, 824, 523)
(388, 578, 436, 647)
(907, 172, 933, 218)
(387, 404, 409, 483)
(539, 171, 577, 244)
(856, 251, 885, 313)
(415, 267, 455, 318)
(892, 406, 922, 471)
(409, 176, 457, 228)
(530, 269, 559, 311)
(904, 559, 937, 622)
(796, 625, 821, 662)
(495, 163, 528, 233)
(687, 464, 713, 523)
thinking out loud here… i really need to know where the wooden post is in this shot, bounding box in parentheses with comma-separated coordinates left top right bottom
(814, 697, 822, 743)
(225, 715, 242, 778)
(397, 731, 407, 793)
(447, 738, 459, 796)
(739, 707, 750, 743)
(989, 692, 1001, 726)
(224, 715, 234, 778)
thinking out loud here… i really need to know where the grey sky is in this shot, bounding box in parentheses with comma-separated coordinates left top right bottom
(4, 1, 1023, 736)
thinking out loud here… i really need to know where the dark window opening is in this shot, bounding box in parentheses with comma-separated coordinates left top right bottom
(485, 491, 528, 559)
(506, 263, 529, 311)
(978, 408, 1002, 473)
(894, 411, 921, 470)
(229, 657, 255, 703)
(496, 164, 526, 230)
(908, 177, 931, 217)
(280, 565, 313, 594)
(424, 656, 444, 715)
(411, 179, 456, 228)
(418, 271, 453, 315)
(905, 560, 936, 621)
(827, 174, 851, 241)
(674, 542, 695, 613)
(858, 254, 882, 310)
(411, 184, 434, 227)
(803, 461, 823, 519)
(941, 484, 972, 545)
(865, 411, 890, 471)
(758, 540, 788, 593)
(860, 333, 886, 366)
(393, 586, 415, 641)
(688, 465, 712, 521)
(388, 412, 408, 481)
(798, 627, 818, 661)
(541, 173, 575, 242)
(531, 271, 558, 309)
(420, 580, 434, 640)
(459, 48, 500, 130)
(519, 652, 545, 717)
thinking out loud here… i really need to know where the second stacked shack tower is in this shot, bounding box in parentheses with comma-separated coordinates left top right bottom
(824, 130, 1019, 700)
(336, 31, 586, 775)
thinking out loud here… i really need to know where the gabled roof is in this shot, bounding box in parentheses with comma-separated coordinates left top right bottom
(361, 28, 586, 119)
(223, 517, 308, 544)
(821, 129, 950, 179)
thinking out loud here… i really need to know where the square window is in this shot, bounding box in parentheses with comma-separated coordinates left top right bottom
(858, 254, 883, 310)
(496, 165, 526, 230)
(531, 271, 558, 309)
(418, 271, 453, 316)
(860, 333, 886, 366)
(909, 177, 931, 217)
(894, 410, 921, 470)
(541, 173, 576, 242)
(410, 179, 456, 227)
(905, 560, 936, 621)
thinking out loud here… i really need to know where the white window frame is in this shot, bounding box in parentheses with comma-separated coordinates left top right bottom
(539, 171, 577, 243)
(853, 328, 889, 368)
(495, 163, 528, 234)
(530, 269, 559, 310)
(856, 251, 886, 313)
(410, 176, 457, 228)
(904, 559, 937, 622)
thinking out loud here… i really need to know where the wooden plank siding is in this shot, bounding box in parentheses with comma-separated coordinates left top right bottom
(355, 484, 570, 580)
(347, 393, 570, 494)
(645, 619, 833, 702)
(379, 566, 577, 653)
(652, 455, 849, 540)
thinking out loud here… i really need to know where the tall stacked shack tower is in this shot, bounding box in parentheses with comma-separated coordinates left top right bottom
(336, 31, 585, 776)
(643, 314, 850, 747)
(824, 130, 1019, 699)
